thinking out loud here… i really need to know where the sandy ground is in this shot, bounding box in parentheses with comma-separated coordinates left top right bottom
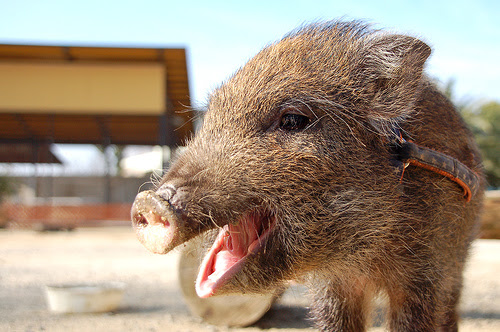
(1, 227, 499, 332)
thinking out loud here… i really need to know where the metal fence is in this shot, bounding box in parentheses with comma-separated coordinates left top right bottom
(0, 175, 154, 230)
(1, 203, 132, 229)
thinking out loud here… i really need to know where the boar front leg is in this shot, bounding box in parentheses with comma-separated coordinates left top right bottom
(388, 279, 440, 331)
(438, 274, 462, 332)
(309, 278, 373, 332)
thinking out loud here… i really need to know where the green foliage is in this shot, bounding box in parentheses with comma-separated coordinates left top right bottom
(442, 79, 500, 188)
(0, 176, 16, 203)
(463, 102, 500, 188)
(96, 144, 125, 176)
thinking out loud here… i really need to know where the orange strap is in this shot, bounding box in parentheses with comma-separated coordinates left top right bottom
(405, 158, 473, 202)
(392, 136, 480, 203)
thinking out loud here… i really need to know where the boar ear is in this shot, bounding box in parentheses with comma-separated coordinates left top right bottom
(362, 34, 431, 131)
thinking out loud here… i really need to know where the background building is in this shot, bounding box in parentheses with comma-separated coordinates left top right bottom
(0, 44, 193, 228)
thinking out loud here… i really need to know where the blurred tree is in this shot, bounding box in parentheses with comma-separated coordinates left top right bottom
(441, 79, 500, 188)
(113, 145, 125, 175)
(96, 144, 125, 176)
(467, 102, 500, 188)
(0, 176, 15, 203)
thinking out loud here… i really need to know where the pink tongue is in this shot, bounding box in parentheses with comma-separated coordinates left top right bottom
(196, 217, 264, 298)
(212, 250, 239, 276)
(208, 222, 260, 280)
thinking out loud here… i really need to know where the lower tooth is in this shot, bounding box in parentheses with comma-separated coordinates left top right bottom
(248, 241, 257, 253)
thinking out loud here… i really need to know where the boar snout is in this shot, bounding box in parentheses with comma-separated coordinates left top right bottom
(131, 188, 194, 254)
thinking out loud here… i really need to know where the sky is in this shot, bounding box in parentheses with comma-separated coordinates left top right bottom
(1, 0, 499, 105)
(0, 0, 499, 176)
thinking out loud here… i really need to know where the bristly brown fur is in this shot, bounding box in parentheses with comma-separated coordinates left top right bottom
(139, 20, 485, 331)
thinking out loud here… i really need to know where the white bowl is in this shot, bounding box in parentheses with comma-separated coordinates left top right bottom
(45, 282, 125, 313)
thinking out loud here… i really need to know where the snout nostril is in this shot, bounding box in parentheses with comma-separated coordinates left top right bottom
(135, 213, 149, 228)
(133, 210, 170, 228)
(131, 190, 175, 230)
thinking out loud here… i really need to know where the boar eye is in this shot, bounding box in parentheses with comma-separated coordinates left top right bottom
(279, 113, 310, 131)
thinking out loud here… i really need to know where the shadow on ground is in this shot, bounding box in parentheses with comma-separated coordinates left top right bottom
(255, 304, 312, 329)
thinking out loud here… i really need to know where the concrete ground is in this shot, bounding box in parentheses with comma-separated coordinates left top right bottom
(1, 227, 499, 332)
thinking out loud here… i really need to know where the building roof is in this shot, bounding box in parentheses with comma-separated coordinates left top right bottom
(0, 44, 193, 150)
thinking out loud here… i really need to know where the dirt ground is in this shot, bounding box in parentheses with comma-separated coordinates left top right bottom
(1, 227, 499, 332)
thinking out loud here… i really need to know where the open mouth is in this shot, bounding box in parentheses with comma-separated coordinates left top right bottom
(195, 210, 275, 298)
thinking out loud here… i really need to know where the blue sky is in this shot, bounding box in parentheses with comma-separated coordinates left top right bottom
(1, 0, 499, 107)
(0, 0, 498, 176)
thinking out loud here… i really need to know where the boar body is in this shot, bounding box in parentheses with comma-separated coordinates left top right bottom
(132, 21, 484, 331)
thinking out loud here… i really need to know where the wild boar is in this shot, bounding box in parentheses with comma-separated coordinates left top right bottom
(132, 20, 484, 331)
